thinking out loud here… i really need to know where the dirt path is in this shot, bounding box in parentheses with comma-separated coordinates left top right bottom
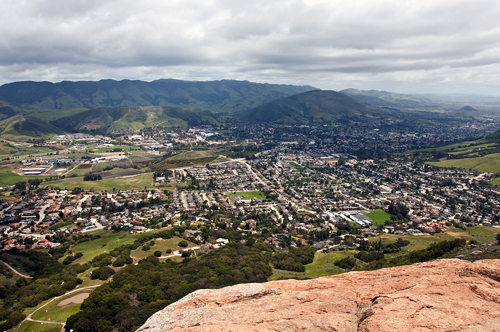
(17, 285, 101, 332)
(0, 260, 32, 278)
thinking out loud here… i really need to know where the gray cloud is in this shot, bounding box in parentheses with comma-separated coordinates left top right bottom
(0, 0, 500, 94)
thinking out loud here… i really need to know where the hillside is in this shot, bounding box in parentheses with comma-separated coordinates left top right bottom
(340, 88, 437, 109)
(0, 79, 315, 116)
(138, 259, 500, 332)
(240, 90, 382, 124)
(0, 115, 63, 139)
(51, 106, 219, 133)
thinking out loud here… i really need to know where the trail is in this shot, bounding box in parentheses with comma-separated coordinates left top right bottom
(0, 260, 32, 278)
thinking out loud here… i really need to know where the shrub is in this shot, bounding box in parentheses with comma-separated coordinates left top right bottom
(178, 240, 188, 248)
(334, 257, 356, 270)
(153, 250, 162, 257)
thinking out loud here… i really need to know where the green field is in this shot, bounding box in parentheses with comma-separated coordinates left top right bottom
(289, 162, 306, 171)
(304, 251, 356, 277)
(427, 152, 500, 173)
(406, 140, 483, 153)
(65, 230, 161, 265)
(0, 167, 53, 187)
(366, 209, 391, 225)
(130, 237, 197, 262)
(269, 251, 356, 280)
(30, 289, 94, 323)
(228, 191, 271, 201)
(42, 173, 153, 191)
(17, 321, 62, 332)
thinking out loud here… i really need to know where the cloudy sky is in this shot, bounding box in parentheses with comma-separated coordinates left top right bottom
(0, 0, 499, 95)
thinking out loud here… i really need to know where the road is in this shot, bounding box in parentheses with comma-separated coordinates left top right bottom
(0, 260, 32, 278)
(77, 195, 91, 212)
(241, 161, 269, 187)
(107, 193, 123, 206)
(158, 246, 200, 259)
(38, 203, 51, 223)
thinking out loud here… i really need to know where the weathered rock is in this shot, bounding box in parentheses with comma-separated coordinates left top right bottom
(138, 259, 500, 332)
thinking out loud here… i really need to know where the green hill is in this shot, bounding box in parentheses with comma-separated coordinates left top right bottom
(0, 115, 63, 139)
(239, 90, 383, 124)
(52, 106, 219, 133)
(0, 79, 315, 117)
(340, 88, 436, 109)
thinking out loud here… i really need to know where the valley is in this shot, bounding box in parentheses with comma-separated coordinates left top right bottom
(1, 80, 500, 331)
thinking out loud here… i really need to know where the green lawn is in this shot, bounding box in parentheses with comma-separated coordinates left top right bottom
(428, 152, 500, 173)
(66, 230, 161, 265)
(289, 162, 306, 171)
(228, 191, 271, 201)
(30, 289, 93, 322)
(304, 251, 356, 277)
(366, 209, 391, 225)
(17, 321, 62, 332)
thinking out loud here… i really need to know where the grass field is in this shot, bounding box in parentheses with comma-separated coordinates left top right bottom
(0, 167, 53, 187)
(427, 152, 500, 173)
(65, 230, 161, 265)
(304, 251, 356, 277)
(17, 321, 62, 332)
(366, 209, 391, 225)
(130, 237, 197, 262)
(289, 162, 306, 171)
(42, 173, 153, 191)
(406, 140, 483, 153)
(228, 191, 271, 201)
(30, 289, 93, 323)
(269, 251, 356, 280)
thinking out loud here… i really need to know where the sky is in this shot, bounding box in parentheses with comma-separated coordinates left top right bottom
(1, 0, 500, 95)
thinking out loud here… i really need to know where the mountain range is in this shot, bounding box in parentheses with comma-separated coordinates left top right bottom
(0, 79, 497, 139)
(0, 79, 314, 115)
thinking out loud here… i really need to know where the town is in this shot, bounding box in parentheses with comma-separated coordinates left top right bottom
(1, 117, 499, 253)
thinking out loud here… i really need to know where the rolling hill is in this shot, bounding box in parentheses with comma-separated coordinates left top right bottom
(0, 115, 63, 139)
(0, 79, 315, 117)
(51, 106, 219, 133)
(239, 90, 383, 124)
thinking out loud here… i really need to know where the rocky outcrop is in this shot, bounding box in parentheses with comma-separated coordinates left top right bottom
(138, 259, 500, 332)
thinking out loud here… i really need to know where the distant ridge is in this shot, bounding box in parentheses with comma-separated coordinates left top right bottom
(240, 90, 380, 124)
(0, 79, 315, 114)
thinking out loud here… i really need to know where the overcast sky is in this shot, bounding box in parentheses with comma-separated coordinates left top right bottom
(0, 0, 499, 95)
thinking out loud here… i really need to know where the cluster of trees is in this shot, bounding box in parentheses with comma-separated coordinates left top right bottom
(0, 249, 86, 328)
(66, 243, 273, 332)
(387, 202, 410, 221)
(272, 246, 316, 272)
(335, 239, 466, 272)
(83, 173, 102, 181)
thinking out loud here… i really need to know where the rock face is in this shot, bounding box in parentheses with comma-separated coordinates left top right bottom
(138, 259, 500, 332)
